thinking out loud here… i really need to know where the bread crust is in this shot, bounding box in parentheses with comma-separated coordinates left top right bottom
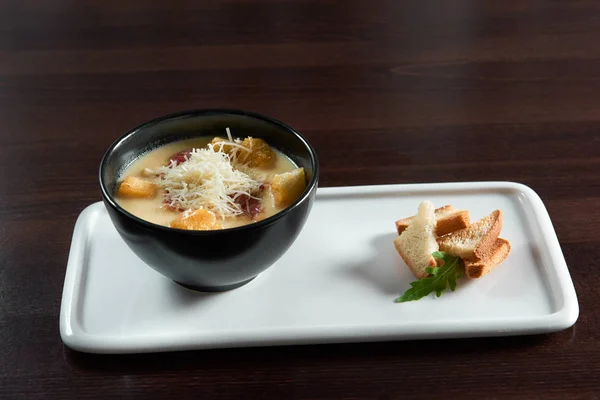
(473, 210, 503, 260)
(436, 211, 471, 237)
(395, 205, 470, 236)
(437, 210, 503, 261)
(464, 238, 511, 278)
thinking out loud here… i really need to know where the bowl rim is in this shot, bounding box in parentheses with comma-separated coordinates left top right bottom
(99, 108, 320, 235)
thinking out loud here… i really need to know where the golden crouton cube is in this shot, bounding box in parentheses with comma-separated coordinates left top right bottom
(170, 209, 222, 231)
(239, 137, 275, 168)
(271, 167, 306, 208)
(211, 137, 234, 153)
(117, 176, 157, 198)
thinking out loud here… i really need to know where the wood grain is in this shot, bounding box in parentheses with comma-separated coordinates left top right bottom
(1, 0, 599, 398)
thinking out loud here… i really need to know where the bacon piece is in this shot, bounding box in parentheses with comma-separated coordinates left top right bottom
(234, 194, 263, 219)
(168, 149, 192, 166)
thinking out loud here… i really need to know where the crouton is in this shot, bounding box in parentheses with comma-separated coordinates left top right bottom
(170, 209, 222, 231)
(238, 137, 276, 168)
(211, 137, 235, 153)
(271, 167, 306, 208)
(117, 176, 157, 198)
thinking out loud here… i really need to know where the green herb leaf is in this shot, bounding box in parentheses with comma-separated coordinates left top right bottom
(395, 252, 464, 303)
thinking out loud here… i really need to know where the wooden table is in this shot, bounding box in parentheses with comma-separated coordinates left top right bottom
(1, 1, 598, 398)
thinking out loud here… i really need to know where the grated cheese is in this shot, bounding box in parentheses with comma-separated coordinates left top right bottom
(148, 140, 262, 219)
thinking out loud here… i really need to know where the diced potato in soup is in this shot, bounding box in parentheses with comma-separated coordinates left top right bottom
(115, 134, 306, 230)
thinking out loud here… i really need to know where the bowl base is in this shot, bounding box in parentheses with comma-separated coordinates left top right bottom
(174, 277, 256, 292)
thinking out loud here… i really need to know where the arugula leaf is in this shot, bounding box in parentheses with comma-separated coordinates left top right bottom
(395, 251, 464, 303)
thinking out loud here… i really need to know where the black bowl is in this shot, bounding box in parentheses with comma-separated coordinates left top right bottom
(99, 109, 319, 292)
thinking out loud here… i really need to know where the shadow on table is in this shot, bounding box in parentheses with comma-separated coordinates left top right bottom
(64, 333, 557, 375)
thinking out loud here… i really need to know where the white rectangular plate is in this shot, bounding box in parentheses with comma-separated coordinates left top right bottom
(60, 182, 579, 354)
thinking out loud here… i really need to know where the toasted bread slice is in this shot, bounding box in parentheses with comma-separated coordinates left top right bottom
(464, 238, 511, 278)
(393, 201, 439, 279)
(437, 210, 502, 261)
(396, 205, 470, 236)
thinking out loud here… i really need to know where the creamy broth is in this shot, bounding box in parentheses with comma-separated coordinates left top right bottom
(116, 137, 301, 229)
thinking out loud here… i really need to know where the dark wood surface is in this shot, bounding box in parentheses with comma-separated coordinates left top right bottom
(1, 1, 599, 398)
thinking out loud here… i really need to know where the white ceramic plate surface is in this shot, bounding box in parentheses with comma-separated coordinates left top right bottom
(59, 182, 579, 354)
